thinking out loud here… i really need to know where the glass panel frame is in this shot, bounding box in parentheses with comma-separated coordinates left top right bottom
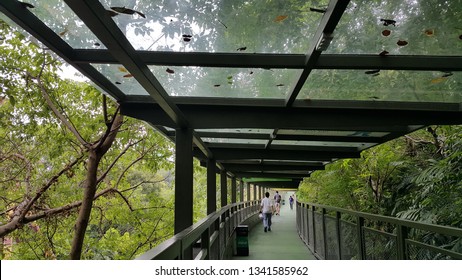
(326, 0, 462, 56)
(298, 69, 462, 103)
(99, 0, 329, 53)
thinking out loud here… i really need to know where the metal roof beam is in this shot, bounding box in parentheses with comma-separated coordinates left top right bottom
(222, 164, 325, 172)
(64, 0, 188, 128)
(121, 102, 461, 131)
(194, 148, 360, 161)
(73, 50, 462, 72)
(233, 172, 309, 179)
(285, 0, 350, 106)
(0, 0, 126, 100)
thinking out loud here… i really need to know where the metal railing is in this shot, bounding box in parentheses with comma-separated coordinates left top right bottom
(136, 201, 260, 260)
(296, 202, 462, 260)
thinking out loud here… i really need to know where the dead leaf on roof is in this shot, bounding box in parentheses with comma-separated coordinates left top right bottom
(274, 15, 288, 22)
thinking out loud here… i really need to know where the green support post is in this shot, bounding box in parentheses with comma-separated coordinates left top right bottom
(207, 158, 216, 215)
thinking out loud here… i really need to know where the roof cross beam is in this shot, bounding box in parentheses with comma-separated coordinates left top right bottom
(285, 0, 350, 107)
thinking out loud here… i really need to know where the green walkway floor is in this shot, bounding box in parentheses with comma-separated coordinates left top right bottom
(233, 192, 317, 260)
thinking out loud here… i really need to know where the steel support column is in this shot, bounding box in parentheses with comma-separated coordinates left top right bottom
(207, 158, 217, 214)
(174, 128, 193, 235)
(231, 177, 237, 203)
(246, 182, 251, 202)
(220, 170, 227, 207)
(239, 180, 244, 202)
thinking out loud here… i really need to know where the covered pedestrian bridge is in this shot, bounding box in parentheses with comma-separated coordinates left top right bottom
(1, 0, 461, 260)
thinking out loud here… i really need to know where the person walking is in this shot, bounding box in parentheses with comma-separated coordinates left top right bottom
(289, 195, 294, 210)
(273, 191, 282, 215)
(260, 192, 274, 232)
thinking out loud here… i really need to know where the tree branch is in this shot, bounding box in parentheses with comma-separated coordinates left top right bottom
(95, 138, 143, 186)
(18, 154, 84, 222)
(32, 73, 89, 147)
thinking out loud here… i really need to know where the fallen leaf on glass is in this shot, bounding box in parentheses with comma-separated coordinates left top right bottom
(365, 70, 380, 75)
(106, 10, 119, 17)
(111, 6, 145, 18)
(380, 18, 396, 26)
(237, 47, 247, 51)
(379, 50, 389, 56)
(276, 84, 284, 87)
(166, 68, 175, 74)
(382, 30, 391, 36)
(309, 7, 327, 13)
(115, 81, 121, 85)
(274, 15, 288, 22)
(123, 74, 133, 78)
(397, 40, 408, 46)
(424, 29, 434, 36)
(182, 35, 192, 42)
(118, 67, 128, 73)
(214, 84, 221, 87)
(19, 2, 34, 8)
(431, 77, 447, 84)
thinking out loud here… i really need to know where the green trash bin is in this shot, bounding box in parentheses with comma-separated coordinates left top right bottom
(236, 225, 249, 256)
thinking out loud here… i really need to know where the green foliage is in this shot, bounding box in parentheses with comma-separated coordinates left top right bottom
(1, 21, 176, 259)
(298, 125, 462, 229)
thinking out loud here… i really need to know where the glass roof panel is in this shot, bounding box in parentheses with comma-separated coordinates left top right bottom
(327, 0, 462, 55)
(150, 66, 301, 98)
(91, 64, 148, 95)
(99, 0, 328, 53)
(272, 140, 373, 149)
(298, 70, 462, 102)
(14, 0, 106, 49)
(278, 129, 389, 137)
(202, 138, 268, 145)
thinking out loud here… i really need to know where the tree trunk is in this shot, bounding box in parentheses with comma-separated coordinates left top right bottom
(69, 150, 100, 259)
(69, 114, 123, 259)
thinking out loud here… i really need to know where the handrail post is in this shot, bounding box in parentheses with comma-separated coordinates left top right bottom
(357, 216, 366, 260)
(397, 224, 408, 260)
(305, 204, 310, 245)
(311, 205, 317, 254)
(322, 208, 328, 259)
(201, 227, 210, 260)
(336, 211, 342, 259)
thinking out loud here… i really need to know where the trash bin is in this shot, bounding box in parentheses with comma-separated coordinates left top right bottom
(235, 225, 249, 256)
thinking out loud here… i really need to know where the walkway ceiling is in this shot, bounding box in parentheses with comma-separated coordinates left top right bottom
(2, 0, 461, 189)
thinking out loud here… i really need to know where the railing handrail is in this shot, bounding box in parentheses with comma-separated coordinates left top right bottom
(296, 201, 462, 260)
(298, 201, 462, 237)
(136, 200, 259, 260)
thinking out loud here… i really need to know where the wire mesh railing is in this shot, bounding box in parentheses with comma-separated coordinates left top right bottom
(296, 202, 462, 260)
(136, 201, 260, 260)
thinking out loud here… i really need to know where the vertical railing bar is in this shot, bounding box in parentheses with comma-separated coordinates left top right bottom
(336, 211, 342, 260)
(312, 205, 317, 255)
(357, 216, 366, 260)
(322, 208, 328, 259)
(397, 224, 408, 260)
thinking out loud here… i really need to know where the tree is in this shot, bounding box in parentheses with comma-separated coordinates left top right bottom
(0, 21, 174, 259)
